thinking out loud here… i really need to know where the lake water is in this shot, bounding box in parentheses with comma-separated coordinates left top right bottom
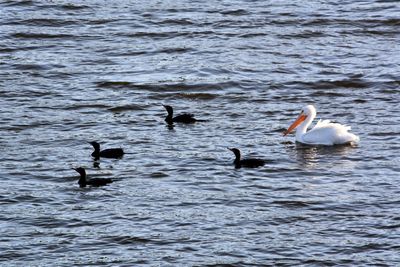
(1, 0, 400, 266)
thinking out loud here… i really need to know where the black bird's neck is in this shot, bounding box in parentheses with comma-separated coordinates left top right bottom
(78, 173, 87, 187)
(165, 115, 173, 124)
(92, 144, 100, 153)
(232, 151, 241, 164)
(91, 143, 101, 157)
(165, 109, 173, 124)
(233, 153, 242, 168)
(92, 151, 100, 158)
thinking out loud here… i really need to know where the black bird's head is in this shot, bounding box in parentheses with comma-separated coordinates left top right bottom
(228, 148, 241, 161)
(163, 105, 173, 116)
(89, 141, 100, 150)
(73, 167, 86, 178)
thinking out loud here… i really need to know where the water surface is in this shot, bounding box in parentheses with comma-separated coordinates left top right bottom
(1, 0, 400, 266)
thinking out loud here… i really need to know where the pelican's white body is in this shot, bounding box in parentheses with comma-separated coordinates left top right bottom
(292, 105, 360, 146)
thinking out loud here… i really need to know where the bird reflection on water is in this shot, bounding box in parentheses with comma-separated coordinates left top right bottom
(285, 142, 357, 169)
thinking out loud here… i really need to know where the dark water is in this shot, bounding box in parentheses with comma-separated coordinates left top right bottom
(1, 0, 400, 266)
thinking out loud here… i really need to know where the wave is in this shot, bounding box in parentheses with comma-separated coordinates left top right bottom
(11, 32, 75, 39)
(291, 78, 369, 90)
(9, 18, 76, 27)
(96, 81, 239, 92)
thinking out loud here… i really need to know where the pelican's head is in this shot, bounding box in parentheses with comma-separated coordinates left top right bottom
(283, 105, 316, 136)
(302, 105, 316, 117)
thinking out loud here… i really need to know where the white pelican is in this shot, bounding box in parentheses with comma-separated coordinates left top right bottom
(283, 105, 360, 146)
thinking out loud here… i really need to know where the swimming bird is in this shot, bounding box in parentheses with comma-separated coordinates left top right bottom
(73, 167, 113, 188)
(163, 105, 198, 124)
(89, 141, 124, 159)
(283, 104, 360, 146)
(228, 148, 265, 168)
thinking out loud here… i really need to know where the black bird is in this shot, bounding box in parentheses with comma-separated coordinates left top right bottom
(163, 105, 198, 124)
(228, 148, 265, 169)
(73, 167, 113, 188)
(89, 141, 124, 159)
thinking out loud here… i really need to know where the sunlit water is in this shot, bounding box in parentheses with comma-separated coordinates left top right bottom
(1, 0, 400, 266)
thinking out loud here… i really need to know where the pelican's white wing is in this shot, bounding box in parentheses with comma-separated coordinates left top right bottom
(301, 120, 359, 145)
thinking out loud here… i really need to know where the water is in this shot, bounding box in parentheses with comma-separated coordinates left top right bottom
(1, 0, 400, 266)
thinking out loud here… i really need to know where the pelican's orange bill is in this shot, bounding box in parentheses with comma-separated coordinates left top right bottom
(283, 114, 307, 136)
